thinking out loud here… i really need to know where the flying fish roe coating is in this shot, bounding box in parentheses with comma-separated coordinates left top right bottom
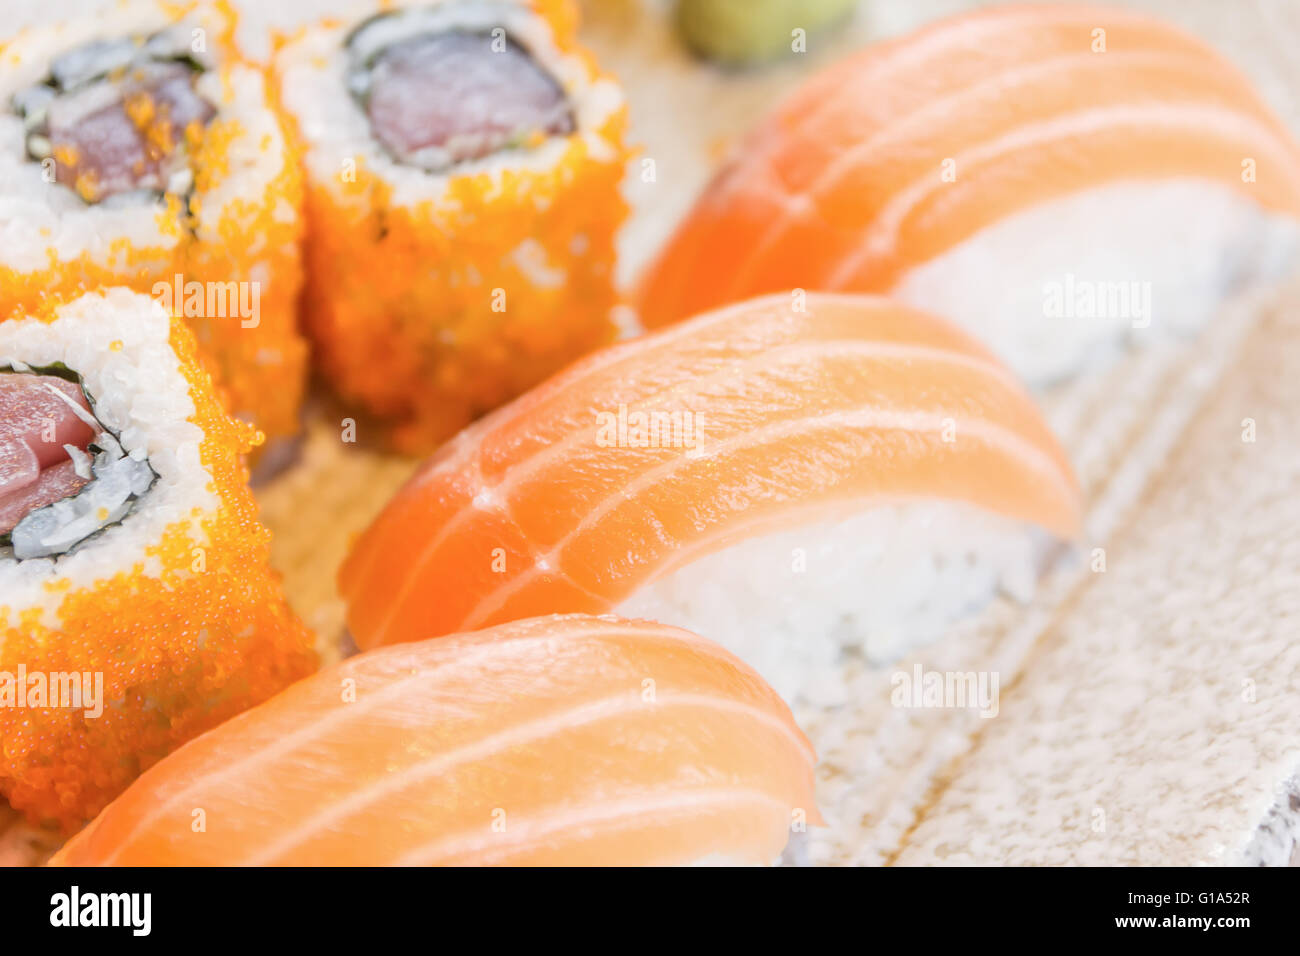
(0, 300, 316, 830)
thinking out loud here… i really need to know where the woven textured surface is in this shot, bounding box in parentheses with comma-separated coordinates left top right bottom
(798, 284, 1299, 865)
(894, 293, 1300, 866)
(3, 0, 1299, 865)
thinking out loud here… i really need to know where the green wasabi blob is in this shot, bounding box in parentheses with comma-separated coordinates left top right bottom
(676, 0, 857, 66)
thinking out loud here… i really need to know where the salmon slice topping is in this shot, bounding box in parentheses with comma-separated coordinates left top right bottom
(0, 374, 96, 535)
(634, 4, 1300, 327)
(357, 31, 575, 170)
(339, 293, 1082, 650)
(49, 615, 819, 866)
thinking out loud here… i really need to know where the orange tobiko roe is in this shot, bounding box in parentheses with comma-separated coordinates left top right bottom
(299, 111, 629, 453)
(0, 309, 317, 831)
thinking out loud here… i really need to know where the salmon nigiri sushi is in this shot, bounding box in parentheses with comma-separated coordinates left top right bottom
(638, 3, 1300, 385)
(341, 293, 1081, 703)
(52, 615, 819, 867)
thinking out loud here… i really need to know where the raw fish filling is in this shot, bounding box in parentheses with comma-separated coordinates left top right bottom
(11, 29, 215, 203)
(0, 369, 155, 559)
(348, 29, 575, 170)
(0, 375, 94, 533)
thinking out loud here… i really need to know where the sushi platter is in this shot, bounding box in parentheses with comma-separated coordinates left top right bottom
(1, 0, 1299, 872)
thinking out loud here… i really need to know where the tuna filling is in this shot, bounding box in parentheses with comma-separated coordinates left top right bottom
(0, 368, 155, 560)
(348, 29, 575, 171)
(11, 28, 215, 203)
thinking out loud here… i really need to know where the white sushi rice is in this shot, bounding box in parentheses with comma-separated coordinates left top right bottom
(892, 179, 1300, 386)
(276, 0, 625, 210)
(0, 0, 294, 275)
(1242, 773, 1300, 866)
(617, 500, 1060, 707)
(0, 289, 216, 626)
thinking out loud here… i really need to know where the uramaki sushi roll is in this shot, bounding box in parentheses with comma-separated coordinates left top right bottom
(0, 289, 316, 830)
(0, 0, 308, 449)
(276, 0, 629, 453)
